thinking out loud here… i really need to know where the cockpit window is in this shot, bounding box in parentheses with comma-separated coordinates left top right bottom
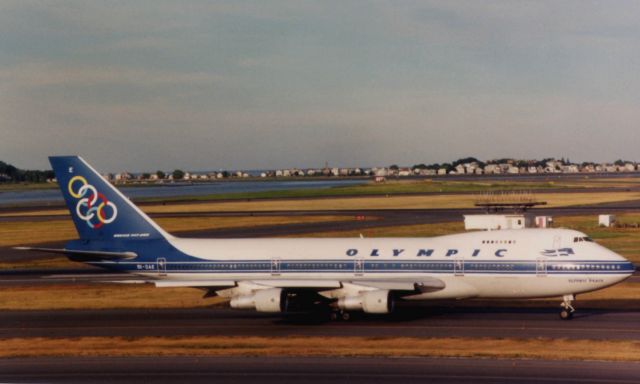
(573, 236, 594, 243)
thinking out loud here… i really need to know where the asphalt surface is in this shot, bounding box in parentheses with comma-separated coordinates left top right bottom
(1, 356, 639, 384)
(2, 306, 640, 340)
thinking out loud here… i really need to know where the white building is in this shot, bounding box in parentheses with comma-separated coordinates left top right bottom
(599, 215, 616, 227)
(464, 215, 530, 231)
(535, 216, 553, 228)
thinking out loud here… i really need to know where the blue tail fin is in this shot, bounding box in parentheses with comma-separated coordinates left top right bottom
(49, 156, 171, 241)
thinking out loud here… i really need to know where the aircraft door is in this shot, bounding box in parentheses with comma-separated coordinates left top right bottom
(157, 257, 167, 276)
(271, 258, 281, 276)
(454, 257, 464, 276)
(354, 258, 364, 276)
(536, 258, 547, 277)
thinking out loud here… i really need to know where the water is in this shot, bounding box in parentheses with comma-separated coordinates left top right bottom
(0, 179, 366, 206)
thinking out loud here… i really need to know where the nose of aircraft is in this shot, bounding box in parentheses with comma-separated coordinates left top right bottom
(596, 244, 635, 281)
(621, 259, 636, 278)
(610, 250, 635, 281)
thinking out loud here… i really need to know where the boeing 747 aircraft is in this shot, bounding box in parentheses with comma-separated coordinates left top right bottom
(17, 156, 635, 320)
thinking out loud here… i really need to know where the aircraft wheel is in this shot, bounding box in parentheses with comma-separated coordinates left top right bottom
(341, 312, 351, 321)
(559, 309, 574, 320)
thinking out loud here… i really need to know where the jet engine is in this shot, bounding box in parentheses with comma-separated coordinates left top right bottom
(336, 290, 395, 314)
(229, 288, 326, 313)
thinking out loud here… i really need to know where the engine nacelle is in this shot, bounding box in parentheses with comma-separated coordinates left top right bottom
(254, 288, 284, 312)
(361, 290, 395, 314)
(337, 296, 363, 311)
(230, 289, 327, 313)
(229, 288, 284, 313)
(229, 295, 255, 309)
(336, 290, 395, 314)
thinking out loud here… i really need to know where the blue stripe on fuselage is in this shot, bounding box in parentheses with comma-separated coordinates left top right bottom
(89, 259, 635, 275)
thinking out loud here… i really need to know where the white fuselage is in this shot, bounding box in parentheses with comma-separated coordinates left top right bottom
(119, 228, 633, 301)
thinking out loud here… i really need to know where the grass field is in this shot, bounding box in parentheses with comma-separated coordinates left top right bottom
(0, 284, 224, 310)
(0, 177, 575, 196)
(137, 191, 640, 212)
(142, 179, 577, 202)
(3, 189, 640, 218)
(0, 215, 358, 247)
(2, 335, 640, 361)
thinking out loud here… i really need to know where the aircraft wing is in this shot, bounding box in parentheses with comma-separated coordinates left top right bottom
(354, 277, 445, 293)
(13, 247, 137, 260)
(153, 277, 445, 293)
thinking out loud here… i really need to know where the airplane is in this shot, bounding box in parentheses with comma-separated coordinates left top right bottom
(16, 156, 635, 320)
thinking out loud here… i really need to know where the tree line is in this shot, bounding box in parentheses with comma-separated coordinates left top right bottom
(0, 161, 55, 183)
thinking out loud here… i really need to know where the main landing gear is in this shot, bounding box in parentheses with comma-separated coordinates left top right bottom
(330, 310, 352, 321)
(559, 294, 575, 320)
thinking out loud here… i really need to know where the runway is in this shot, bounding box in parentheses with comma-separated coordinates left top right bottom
(2, 306, 640, 340)
(1, 356, 639, 384)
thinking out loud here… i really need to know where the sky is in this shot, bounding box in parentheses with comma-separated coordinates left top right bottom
(2, 1, 640, 172)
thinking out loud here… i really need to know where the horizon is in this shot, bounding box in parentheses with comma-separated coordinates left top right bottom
(3, 155, 640, 174)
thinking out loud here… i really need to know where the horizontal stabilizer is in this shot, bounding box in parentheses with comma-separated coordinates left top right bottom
(13, 247, 137, 260)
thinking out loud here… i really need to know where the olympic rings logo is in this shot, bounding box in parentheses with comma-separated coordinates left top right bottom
(67, 176, 118, 229)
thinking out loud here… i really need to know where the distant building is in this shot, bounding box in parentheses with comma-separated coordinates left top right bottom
(483, 164, 500, 174)
(506, 166, 519, 174)
(398, 168, 412, 177)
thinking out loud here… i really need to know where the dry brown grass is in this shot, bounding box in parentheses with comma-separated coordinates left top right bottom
(0, 215, 355, 247)
(0, 256, 84, 270)
(3, 191, 639, 218)
(0, 220, 77, 247)
(135, 192, 640, 212)
(155, 215, 359, 233)
(0, 284, 225, 310)
(0, 209, 69, 217)
(2, 336, 640, 361)
(287, 221, 466, 238)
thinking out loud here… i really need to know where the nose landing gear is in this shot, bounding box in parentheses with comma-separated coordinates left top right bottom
(559, 294, 575, 320)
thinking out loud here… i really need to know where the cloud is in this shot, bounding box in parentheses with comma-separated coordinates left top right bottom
(3, 1, 640, 170)
(0, 63, 223, 89)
